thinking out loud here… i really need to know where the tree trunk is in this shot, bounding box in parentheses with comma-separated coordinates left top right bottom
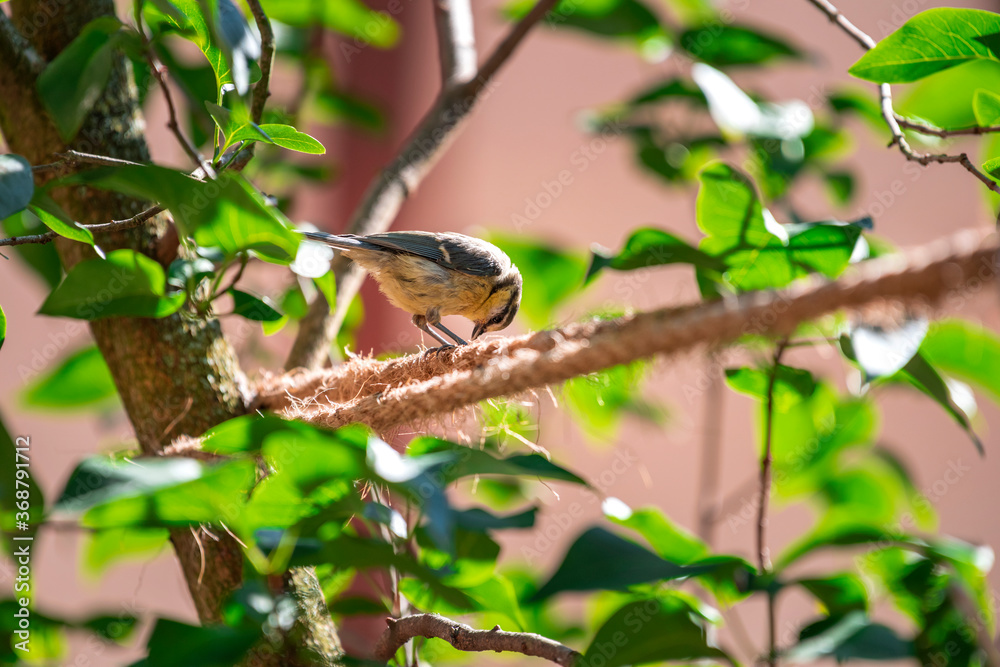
(0, 2, 341, 663)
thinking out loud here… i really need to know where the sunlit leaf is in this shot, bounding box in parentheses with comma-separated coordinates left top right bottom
(921, 318, 1000, 405)
(786, 611, 913, 662)
(586, 227, 724, 283)
(228, 288, 283, 322)
(29, 196, 94, 245)
(850, 8, 1000, 83)
(39, 249, 185, 319)
(259, 124, 326, 154)
(258, 0, 399, 48)
(21, 346, 117, 410)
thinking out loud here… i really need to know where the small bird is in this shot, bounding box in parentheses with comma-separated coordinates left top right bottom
(302, 230, 522, 348)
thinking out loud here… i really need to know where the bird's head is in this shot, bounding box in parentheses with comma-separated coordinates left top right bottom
(471, 269, 522, 340)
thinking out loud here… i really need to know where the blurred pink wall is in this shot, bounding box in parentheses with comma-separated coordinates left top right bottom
(2, 0, 1000, 663)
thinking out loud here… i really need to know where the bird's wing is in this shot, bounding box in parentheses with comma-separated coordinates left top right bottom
(360, 232, 507, 277)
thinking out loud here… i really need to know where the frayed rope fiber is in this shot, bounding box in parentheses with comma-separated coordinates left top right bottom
(256, 228, 998, 435)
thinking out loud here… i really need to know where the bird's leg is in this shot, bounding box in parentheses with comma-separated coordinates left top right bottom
(412, 313, 453, 351)
(425, 306, 468, 346)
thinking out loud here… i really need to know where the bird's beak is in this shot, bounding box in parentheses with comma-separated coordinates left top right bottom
(471, 322, 485, 340)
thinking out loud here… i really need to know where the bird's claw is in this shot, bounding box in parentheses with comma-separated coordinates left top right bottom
(422, 344, 456, 357)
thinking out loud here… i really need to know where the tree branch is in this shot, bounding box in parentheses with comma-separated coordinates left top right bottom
(0, 9, 45, 82)
(434, 0, 477, 89)
(259, 228, 999, 434)
(147, 50, 208, 171)
(804, 0, 1000, 194)
(284, 0, 560, 371)
(895, 116, 1000, 138)
(372, 614, 581, 666)
(0, 205, 164, 247)
(246, 0, 274, 126)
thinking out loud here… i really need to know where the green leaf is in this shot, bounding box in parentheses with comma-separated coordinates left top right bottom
(141, 618, 261, 667)
(898, 59, 1000, 129)
(206, 101, 271, 152)
(39, 249, 185, 319)
(828, 89, 886, 130)
(504, 0, 669, 58)
(65, 165, 301, 261)
(453, 506, 537, 532)
(895, 352, 984, 455)
(258, 124, 326, 154)
(486, 234, 587, 328)
(145, 0, 253, 94)
(679, 23, 801, 67)
(583, 594, 728, 666)
(81, 459, 256, 529)
(798, 574, 869, 615)
(54, 456, 207, 515)
(36, 17, 122, 141)
(586, 227, 725, 283)
(696, 163, 864, 292)
(532, 527, 710, 601)
(0, 303, 5, 353)
(258, 0, 400, 48)
(2, 209, 63, 288)
(849, 8, 1000, 83)
(973, 89, 1000, 125)
(921, 318, 1000, 405)
(84, 527, 170, 575)
(21, 346, 118, 410)
(29, 197, 94, 245)
(726, 365, 817, 408)
(629, 77, 707, 108)
(607, 506, 708, 564)
(785, 611, 914, 662)
(228, 288, 283, 322)
(0, 154, 33, 219)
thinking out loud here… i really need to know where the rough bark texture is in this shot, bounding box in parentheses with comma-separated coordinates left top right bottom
(1, 1, 340, 662)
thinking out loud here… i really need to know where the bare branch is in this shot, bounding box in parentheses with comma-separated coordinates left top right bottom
(284, 0, 561, 371)
(372, 614, 581, 666)
(895, 116, 1000, 138)
(804, 0, 1000, 194)
(0, 205, 164, 248)
(54, 150, 146, 168)
(147, 51, 210, 172)
(262, 228, 999, 433)
(246, 0, 274, 126)
(434, 0, 478, 88)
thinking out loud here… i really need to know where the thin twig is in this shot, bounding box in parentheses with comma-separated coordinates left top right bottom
(895, 116, 1000, 138)
(804, 0, 1000, 194)
(757, 337, 788, 667)
(0, 205, 164, 248)
(246, 0, 274, 126)
(372, 613, 581, 666)
(433, 0, 478, 89)
(56, 150, 146, 168)
(284, 0, 561, 371)
(145, 49, 209, 172)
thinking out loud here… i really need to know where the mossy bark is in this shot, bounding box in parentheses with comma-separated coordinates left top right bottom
(0, 2, 341, 663)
